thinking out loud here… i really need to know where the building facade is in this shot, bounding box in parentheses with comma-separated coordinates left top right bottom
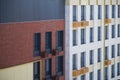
(65, 0, 120, 80)
(0, 0, 65, 80)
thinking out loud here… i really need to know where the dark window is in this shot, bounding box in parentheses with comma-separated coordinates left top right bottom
(56, 31, 63, 51)
(98, 5, 102, 19)
(34, 33, 41, 57)
(90, 50, 94, 65)
(73, 30, 77, 46)
(90, 72, 93, 80)
(90, 27, 94, 42)
(105, 26, 109, 40)
(45, 59, 52, 79)
(111, 64, 115, 78)
(73, 54, 77, 70)
(112, 5, 115, 18)
(105, 46, 108, 60)
(81, 5, 86, 21)
(81, 52, 85, 67)
(118, 5, 120, 18)
(117, 44, 120, 56)
(105, 67, 108, 80)
(118, 24, 120, 37)
(112, 25, 115, 38)
(98, 48, 101, 62)
(111, 45, 115, 58)
(45, 32, 52, 53)
(117, 63, 120, 76)
(73, 6, 77, 21)
(34, 62, 40, 80)
(90, 5, 94, 20)
(81, 29, 86, 44)
(106, 5, 109, 19)
(98, 27, 101, 41)
(56, 56, 63, 76)
(97, 69, 101, 80)
(81, 75, 85, 80)
(73, 78, 77, 80)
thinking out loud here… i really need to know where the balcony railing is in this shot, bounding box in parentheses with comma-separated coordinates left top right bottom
(104, 60, 112, 66)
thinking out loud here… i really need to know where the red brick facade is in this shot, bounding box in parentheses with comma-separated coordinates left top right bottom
(0, 20, 65, 80)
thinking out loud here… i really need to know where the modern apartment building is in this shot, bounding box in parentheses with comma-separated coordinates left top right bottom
(0, 0, 65, 80)
(65, 0, 120, 80)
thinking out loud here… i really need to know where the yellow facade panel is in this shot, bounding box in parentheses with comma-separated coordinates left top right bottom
(0, 63, 33, 80)
(97, 0, 104, 5)
(97, 63, 101, 69)
(98, 20, 102, 26)
(112, 0, 117, 4)
(118, 0, 120, 4)
(89, 20, 94, 26)
(117, 57, 120, 62)
(111, 58, 115, 64)
(111, 19, 115, 24)
(118, 18, 120, 23)
(66, 0, 79, 5)
(81, 0, 88, 5)
(89, 0, 97, 5)
(89, 65, 94, 72)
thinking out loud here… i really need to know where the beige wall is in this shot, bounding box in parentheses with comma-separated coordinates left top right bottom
(0, 63, 33, 80)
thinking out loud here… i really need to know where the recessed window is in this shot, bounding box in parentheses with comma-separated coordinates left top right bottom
(118, 24, 120, 37)
(98, 48, 101, 62)
(73, 54, 77, 70)
(112, 25, 115, 38)
(90, 5, 94, 20)
(73, 6, 77, 21)
(90, 72, 94, 80)
(111, 64, 115, 78)
(117, 44, 120, 56)
(34, 33, 41, 57)
(111, 45, 115, 58)
(90, 50, 94, 65)
(117, 63, 120, 76)
(118, 5, 120, 18)
(81, 75, 85, 80)
(97, 69, 101, 80)
(98, 5, 102, 19)
(56, 56, 63, 76)
(56, 31, 63, 51)
(105, 26, 109, 40)
(105, 46, 109, 60)
(112, 5, 115, 18)
(98, 27, 101, 41)
(81, 5, 86, 21)
(45, 32, 52, 53)
(73, 30, 77, 46)
(106, 5, 109, 19)
(34, 62, 40, 80)
(90, 27, 94, 42)
(81, 29, 86, 44)
(105, 67, 108, 80)
(81, 52, 85, 68)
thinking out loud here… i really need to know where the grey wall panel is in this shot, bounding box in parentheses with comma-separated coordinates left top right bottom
(0, 0, 65, 23)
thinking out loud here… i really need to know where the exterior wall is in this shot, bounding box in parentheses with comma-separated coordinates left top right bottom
(0, 62, 33, 80)
(65, 0, 120, 80)
(0, 20, 65, 80)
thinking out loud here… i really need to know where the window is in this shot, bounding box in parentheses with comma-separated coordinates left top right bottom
(105, 26, 109, 40)
(105, 46, 109, 60)
(81, 29, 86, 44)
(117, 63, 120, 76)
(90, 5, 94, 20)
(105, 67, 108, 80)
(73, 30, 77, 46)
(34, 62, 40, 80)
(73, 6, 77, 21)
(117, 44, 120, 56)
(106, 5, 109, 19)
(112, 5, 115, 18)
(73, 78, 77, 80)
(34, 33, 41, 57)
(90, 50, 94, 65)
(73, 54, 77, 70)
(90, 27, 94, 42)
(45, 32, 52, 53)
(56, 31, 63, 51)
(118, 5, 120, 18)
(98, 5, 102, 19)
(111, 45, 115, 58)
(118, 24, 120, 37)
(97, 69, 101, 80)
(81, 75, 85, 80)
(98, 48, 101, 62)
(45, 59, 52, 78)
(112, 25, 115, 38)
(56, 56, 63, 76)
(98, 27, 101, 41)
(90, 72, 93, 80)
(81, 52, 85, 67)
(111, 64, 115, 78)
(81, 5, 86, 21)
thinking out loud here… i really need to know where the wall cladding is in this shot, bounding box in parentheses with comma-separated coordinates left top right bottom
(0, 0, 65, 23)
